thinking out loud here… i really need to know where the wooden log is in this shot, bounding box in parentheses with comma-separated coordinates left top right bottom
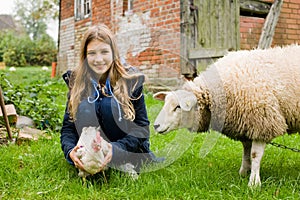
(0, 86, 13, 140)
(258, 0, 284, 49)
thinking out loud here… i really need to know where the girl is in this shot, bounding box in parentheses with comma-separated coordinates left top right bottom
(60, 24, 159, 175)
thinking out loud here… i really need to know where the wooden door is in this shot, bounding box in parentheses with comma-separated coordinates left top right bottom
(181, 0, 240, 78)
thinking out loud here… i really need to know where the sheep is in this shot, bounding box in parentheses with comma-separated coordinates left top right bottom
(76, 126, 138, 180)
(153, 44, 300, 187)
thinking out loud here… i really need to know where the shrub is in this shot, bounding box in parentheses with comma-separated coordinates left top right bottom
(0, 31, 15, 62)
(0, 71, 67, 131)
(3, 49, 27, 67)
(0, 31, 57, 67)
(27, 34, 57, 66)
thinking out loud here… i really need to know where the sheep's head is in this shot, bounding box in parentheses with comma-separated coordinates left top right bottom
(153, 90, 198, 134)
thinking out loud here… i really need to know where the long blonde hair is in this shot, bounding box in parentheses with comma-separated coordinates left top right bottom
(68, 24, 144, 121)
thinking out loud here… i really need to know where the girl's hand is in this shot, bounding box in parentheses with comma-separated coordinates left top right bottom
(99, 143, 113, 171)
(69, 146, 85, 171)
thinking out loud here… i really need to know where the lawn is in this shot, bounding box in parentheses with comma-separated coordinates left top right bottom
(0, 67, 299, 199)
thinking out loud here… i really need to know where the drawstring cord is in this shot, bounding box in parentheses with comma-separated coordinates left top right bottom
(88, 78, 100, 103)
(106, 78, 122, 122)
(87, 78, 122, 122)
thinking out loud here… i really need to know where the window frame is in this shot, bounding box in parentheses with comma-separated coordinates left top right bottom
(75, 0, 91, 20)
(123, 0, 133, 16)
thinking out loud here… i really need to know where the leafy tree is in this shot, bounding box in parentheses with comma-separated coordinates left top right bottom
(13, 0, 59, 40)
(0, 0, 58, 66)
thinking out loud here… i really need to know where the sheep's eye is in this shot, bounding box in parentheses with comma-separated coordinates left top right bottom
(173, 105, 180, 111)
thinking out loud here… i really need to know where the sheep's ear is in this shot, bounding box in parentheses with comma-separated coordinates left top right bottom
(153, 92, 169, 101)
(178, 91, 197, 111)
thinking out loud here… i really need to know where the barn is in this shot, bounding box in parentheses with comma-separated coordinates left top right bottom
(57, 0, 300, 89)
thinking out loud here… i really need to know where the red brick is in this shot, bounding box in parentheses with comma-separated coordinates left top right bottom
(288, 3, 300, 9)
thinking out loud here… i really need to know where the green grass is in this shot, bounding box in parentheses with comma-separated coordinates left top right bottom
(0, 67, 300, 199)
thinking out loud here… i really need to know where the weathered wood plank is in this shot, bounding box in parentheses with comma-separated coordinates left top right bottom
(258, 0, 283, 49)
(194, 0, 239, 50)
(210, 0, 216, 48)
(188, 48, 228, 59)
(181, 0, 239, 74)
(234, 0, 241, 50)
(197, 0, 208, 47)
(180, 0, 189, 74)
(180, 0, 197, 76)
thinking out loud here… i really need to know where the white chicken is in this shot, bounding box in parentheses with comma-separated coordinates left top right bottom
(75, 126, 138, 180)
(75, 126, 110, 178)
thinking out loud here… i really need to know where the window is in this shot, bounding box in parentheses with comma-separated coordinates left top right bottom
(75, 0, 91, 20)
(123, 0, 133, 16)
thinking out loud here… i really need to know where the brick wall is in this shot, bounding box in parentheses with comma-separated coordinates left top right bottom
(240, 0, 300, 49)
(91, 0, 111, 26)
(57, 18, 75, 73)
(60, 0, 74, 19)
(58, 0, 300, 82)
(58, 0, 181, 87)
(57, 0, 75, 74)
(110, 0, 181, 85)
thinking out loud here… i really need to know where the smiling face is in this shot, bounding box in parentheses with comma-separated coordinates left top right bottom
(86, 39, 113, 77)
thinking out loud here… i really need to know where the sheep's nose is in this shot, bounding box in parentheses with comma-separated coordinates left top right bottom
(153, 124, 160, 130)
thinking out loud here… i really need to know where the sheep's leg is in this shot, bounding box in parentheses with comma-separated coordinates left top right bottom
(248, 141, 266, 187)
(239, 140, 252, 177)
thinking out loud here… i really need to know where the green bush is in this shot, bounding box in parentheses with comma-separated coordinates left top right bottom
(3, 49, 27, 67)
(27, 34, 57, 66)
(0, 31, 57, 67)
(0, 70, 67, 131)
(0, 31, 15, 62)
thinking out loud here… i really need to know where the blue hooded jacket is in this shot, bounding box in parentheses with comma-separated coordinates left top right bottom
(60, 69, 156, 170)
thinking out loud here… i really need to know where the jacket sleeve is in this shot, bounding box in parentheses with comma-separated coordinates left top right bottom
(60, 106, 79, 165)
(60, 70, 78, 165)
